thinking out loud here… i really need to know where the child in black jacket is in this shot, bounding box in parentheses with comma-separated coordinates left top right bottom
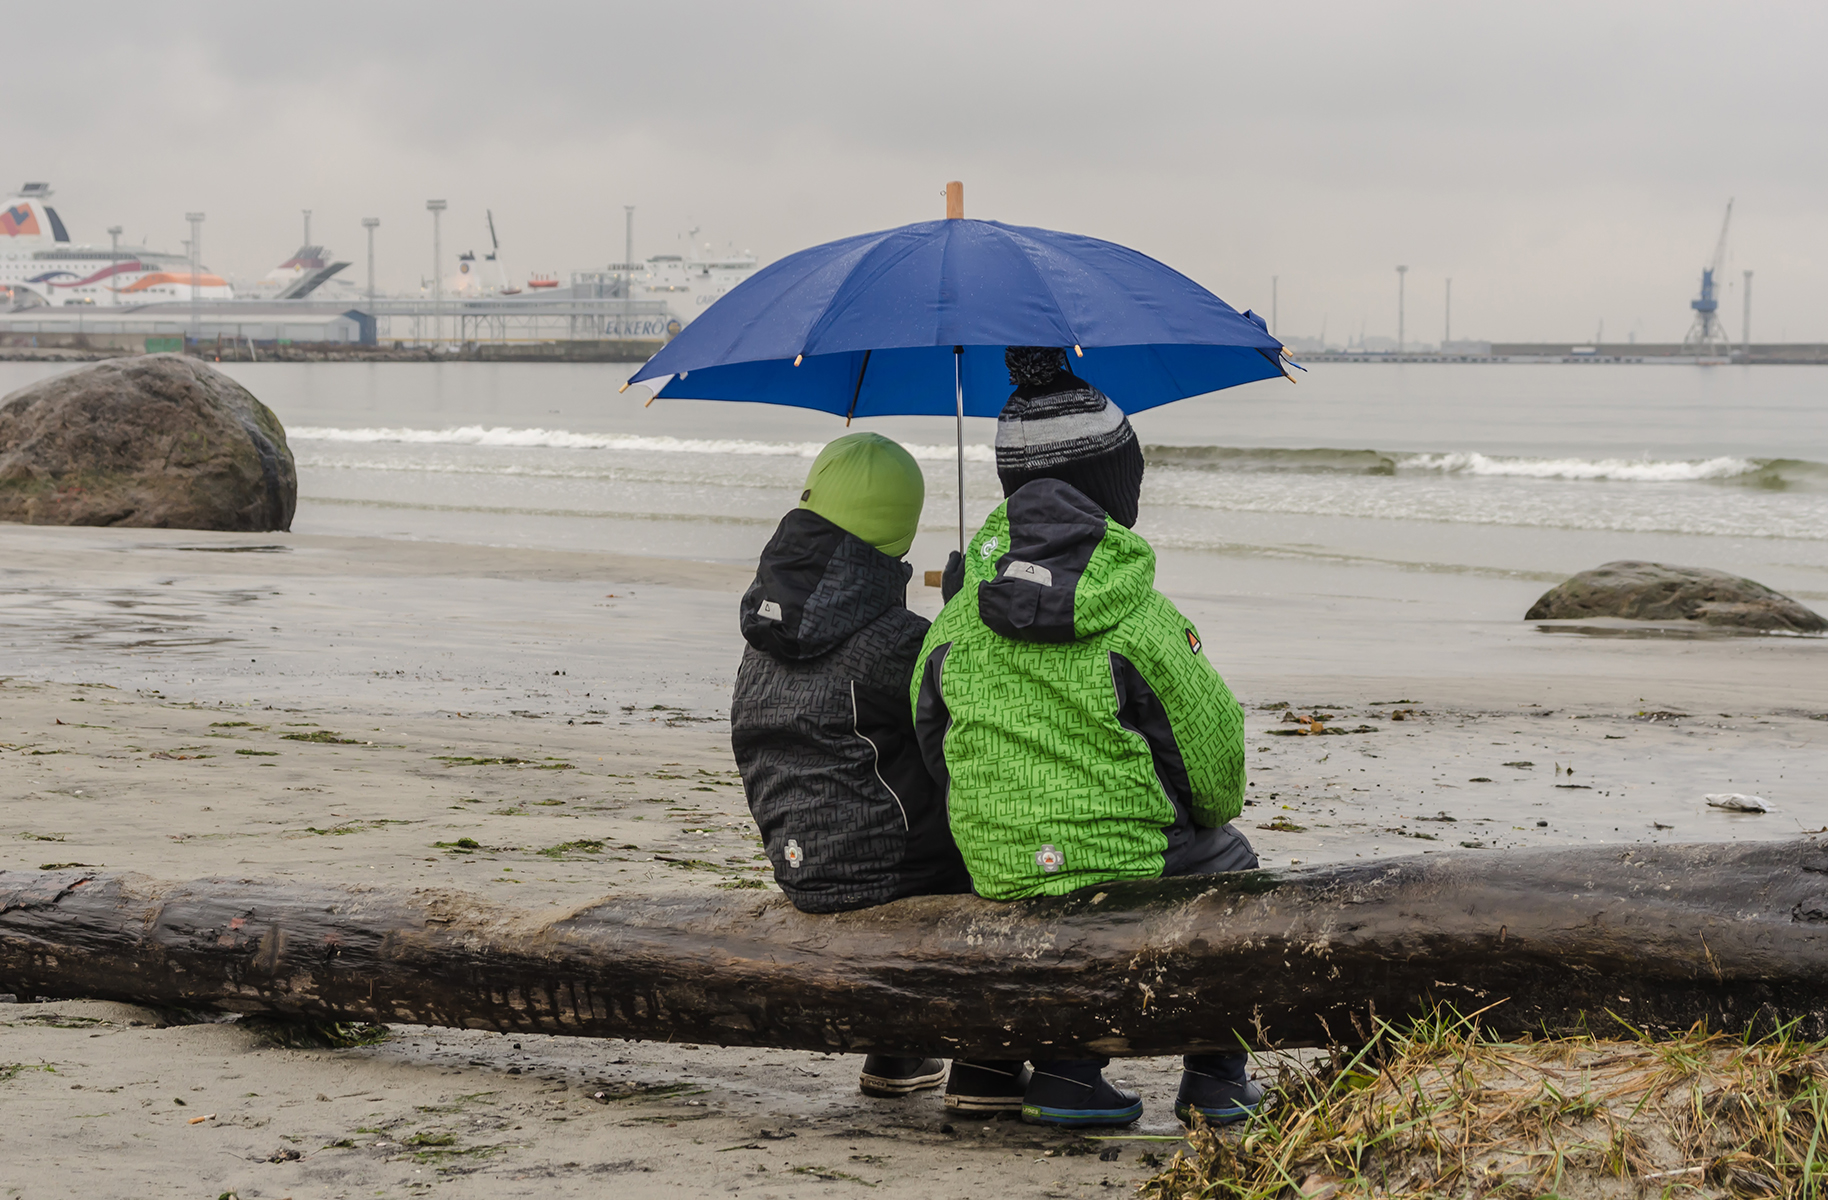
(732, 432, 991, 1101)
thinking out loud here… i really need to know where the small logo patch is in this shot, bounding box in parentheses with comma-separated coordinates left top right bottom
(784, 838, 804, 869)
(1035, 844, 1065, 873)
(1186, 628, 1202, 655)
(1002, 560, 1053, 587)
(757, 600, 783, 621)
(980, 535, 1000, 559)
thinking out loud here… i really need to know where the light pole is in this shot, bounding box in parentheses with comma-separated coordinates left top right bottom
(427, 200, 446, 347)
(622, 205, 635, 336)
(186, 212, 205, 348)
(303, 209, 312, 249)
(1742, 270, 1753, 362)
(107, 226, 122, 307)
(1444, 278, 1452, 347)
(1395, 265, 1408, 354)
(362, 218, 380, 306)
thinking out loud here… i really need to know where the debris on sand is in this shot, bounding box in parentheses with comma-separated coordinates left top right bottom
(1706, 793, 1770, 813)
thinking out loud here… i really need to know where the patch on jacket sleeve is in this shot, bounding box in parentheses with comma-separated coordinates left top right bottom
(758, 599, 783, 621)
(784, 838, 804, 869)
(1185, 627, 1202, 655)
(1035, 844, 1065, 873)
(1002, 560, 1053, 587)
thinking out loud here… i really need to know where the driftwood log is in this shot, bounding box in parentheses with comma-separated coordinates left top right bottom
(4, 841, 1827, 1057)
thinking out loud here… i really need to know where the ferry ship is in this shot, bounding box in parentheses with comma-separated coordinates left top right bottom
(574, 239, 760, 337)
(1, 183, 233, 307)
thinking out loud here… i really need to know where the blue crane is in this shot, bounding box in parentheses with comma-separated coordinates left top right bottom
(1681, 200, 1733, 354)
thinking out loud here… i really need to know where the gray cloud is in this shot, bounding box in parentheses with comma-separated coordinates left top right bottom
(7, 0, 1821, 341)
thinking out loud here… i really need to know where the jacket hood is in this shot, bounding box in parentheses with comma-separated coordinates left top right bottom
(740, 508, 913, 659)
(964, 478, 1155, 642)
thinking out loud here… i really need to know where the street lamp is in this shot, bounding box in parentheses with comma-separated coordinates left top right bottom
(1395, 265, 1408, 354)
(186, 212, 205, 347)
(362, 218, 380, 306)
(427, 200, 447, 347)
(1742, 269, 1753, 361)
(107, 226, 122, 307)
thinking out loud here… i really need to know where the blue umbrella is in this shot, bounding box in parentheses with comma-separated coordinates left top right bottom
(625, 212, 1290, 548)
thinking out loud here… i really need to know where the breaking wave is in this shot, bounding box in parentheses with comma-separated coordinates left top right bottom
(288, 425, 996, 462)
(1144, 444, 1828, 490)
(287, 427, 1827, 491)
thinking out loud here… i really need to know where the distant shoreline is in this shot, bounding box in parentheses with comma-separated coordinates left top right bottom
(0, 340, 660, 365)
(6, 342, 1828, 365)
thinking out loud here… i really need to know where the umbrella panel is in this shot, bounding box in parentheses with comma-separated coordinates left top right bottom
(650, 343, 1286, 420)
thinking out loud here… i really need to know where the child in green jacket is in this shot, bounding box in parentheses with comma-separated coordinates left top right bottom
(912, 347, 1261, 1128)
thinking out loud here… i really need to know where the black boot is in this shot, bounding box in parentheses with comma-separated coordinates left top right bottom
(1175, 1051, 1264, 1125)
(944, 1059, 1031, 1114)
(1021, 1058, 1142, 1127)
(858, 1055, 947, 1098)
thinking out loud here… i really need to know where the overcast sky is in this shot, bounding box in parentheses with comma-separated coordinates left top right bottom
(8, 1, 1822, 342)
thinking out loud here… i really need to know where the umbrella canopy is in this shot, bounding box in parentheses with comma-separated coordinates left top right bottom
(626, 218, 1287, 417)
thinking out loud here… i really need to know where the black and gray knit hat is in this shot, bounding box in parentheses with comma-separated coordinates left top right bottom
(996, 348, 1145, 528)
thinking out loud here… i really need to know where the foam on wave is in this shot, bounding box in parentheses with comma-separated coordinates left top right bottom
(1395, 451, 1760, 482)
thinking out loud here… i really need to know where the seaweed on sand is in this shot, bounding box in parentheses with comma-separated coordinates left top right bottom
(237, 1015, 391, 1049)
(1140, 1007, 1828, 1199)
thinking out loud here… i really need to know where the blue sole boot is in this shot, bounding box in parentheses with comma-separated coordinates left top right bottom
(1021, 1059, 1143, 1127)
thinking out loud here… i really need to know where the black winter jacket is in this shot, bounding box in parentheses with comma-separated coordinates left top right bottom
(731, 509, 970, 913)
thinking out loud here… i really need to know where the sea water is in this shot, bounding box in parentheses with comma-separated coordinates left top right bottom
(2, 359, 1824, 618)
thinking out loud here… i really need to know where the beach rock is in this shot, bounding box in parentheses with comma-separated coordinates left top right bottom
(0, 354, 295, 531)
(1526, 561, 1826, 633)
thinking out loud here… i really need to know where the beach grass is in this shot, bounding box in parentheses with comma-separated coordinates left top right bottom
(1141, 1008, 1828, 1199)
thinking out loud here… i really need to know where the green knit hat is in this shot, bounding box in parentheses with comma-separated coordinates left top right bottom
(798, 432, 925, 558)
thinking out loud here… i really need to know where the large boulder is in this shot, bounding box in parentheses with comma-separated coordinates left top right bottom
(1527, 560, 1826, 633)
(0, 354, 295, 531)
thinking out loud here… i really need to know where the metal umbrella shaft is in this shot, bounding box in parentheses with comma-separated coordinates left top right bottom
(954, 346, 966, 555)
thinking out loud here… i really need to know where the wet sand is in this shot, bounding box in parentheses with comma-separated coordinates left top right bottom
(3, 523, 1825, 1197)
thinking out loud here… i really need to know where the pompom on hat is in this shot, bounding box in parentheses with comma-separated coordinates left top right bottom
(995, 347, 1144, 528)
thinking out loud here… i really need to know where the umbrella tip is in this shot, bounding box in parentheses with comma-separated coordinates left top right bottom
(1073, 344, 1083, 358)
(617, 381, 630, 393)
(945, 181, 963, 220)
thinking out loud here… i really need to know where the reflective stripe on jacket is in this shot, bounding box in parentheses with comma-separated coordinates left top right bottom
(733, 509, 969, 912)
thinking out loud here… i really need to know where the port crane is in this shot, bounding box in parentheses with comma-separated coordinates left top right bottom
(1681, 200, 1733, 355)
(486, 210, 519, 294)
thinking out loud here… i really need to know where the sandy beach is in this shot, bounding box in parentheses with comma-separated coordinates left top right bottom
(2, 520, 1823, 1197)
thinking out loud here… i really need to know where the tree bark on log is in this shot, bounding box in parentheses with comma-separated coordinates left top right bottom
(5, 840, 1827, 1057)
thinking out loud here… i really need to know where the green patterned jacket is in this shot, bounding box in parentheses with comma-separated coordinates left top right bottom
(911, 479, 1246, 901)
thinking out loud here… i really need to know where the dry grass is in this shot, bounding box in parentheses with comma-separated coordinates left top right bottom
(1141, 1009, 1828, 1199)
